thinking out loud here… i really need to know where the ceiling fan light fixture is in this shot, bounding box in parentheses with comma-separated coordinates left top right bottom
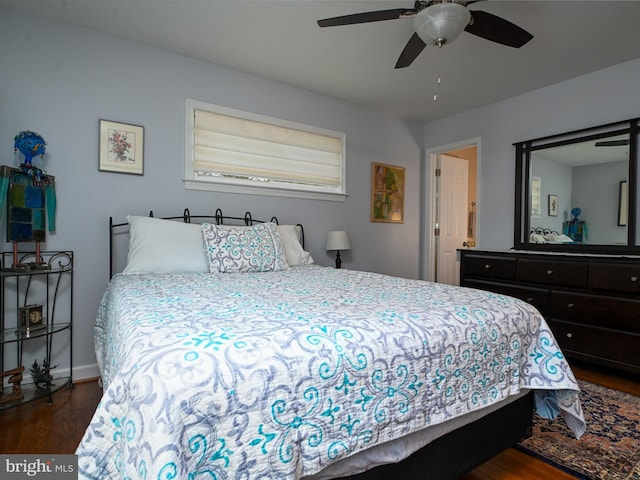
(413, 3, 471, 47)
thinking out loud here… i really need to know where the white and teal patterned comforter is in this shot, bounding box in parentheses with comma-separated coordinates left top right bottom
(77, 265, 585, 479)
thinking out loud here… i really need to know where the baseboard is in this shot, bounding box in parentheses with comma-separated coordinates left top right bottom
(45, 363, 100, 382)
(72, 363, 100, 381)
(18, 363, 101, 389)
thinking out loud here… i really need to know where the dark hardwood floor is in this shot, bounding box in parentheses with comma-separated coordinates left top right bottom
(462, 361, 640, 480)
(0, 361, 637, 479)
(0, 378, 102, 455)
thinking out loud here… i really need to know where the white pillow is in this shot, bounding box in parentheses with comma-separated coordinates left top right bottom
(202, 222, 289, 273)
(123, 216, 208, 273)
(277, 225, 314, 266)
(530, 233, 545, 244)
(557, 234, 574, 243)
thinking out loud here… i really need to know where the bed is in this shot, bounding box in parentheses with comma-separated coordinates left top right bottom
(529, 227, 574, 244)
(76, 210, 585, 479)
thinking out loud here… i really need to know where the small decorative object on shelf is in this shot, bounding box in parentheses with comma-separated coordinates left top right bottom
(29, 359, 57, 391)
(0, 366, 25, 405)
(18, 304, 44, 333)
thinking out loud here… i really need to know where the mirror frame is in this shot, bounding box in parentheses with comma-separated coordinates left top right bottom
(514, 118, 639, 253)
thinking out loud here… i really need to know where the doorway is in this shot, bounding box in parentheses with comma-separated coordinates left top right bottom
(423, 139, 479, 285)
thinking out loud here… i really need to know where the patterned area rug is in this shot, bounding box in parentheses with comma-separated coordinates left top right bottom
(517, 380, 640, 480)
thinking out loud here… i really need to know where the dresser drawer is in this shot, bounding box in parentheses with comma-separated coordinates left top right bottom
(463, 279, 549, 315)
(461, 255, 516, 281)
(590, 262, 640, 294)
(518, 259, 588, 288)
(549, 320, 640, 370)
(551, 291, 640, 334)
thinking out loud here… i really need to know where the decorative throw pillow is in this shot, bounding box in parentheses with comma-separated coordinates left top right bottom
(123, 216, 208, 273)
(277, 225, 314, 266)
(202, 222, 289, 273)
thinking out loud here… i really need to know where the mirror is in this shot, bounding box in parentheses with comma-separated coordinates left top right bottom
(514, 118, 639, 253)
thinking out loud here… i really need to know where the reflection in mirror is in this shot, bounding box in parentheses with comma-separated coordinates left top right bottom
(529, 134, 628, 245)
(514, 118, 639, 253)
(618, 180, 628, 227)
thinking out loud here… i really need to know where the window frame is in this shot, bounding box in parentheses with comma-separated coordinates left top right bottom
(184, 99, 347, 201)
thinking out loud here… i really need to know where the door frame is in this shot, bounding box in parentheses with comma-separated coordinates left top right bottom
(422, 137, 481, 282)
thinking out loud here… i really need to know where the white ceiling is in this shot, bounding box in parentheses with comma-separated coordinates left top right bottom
(536, 134, 630, 167)
(4, 0, 640, 124)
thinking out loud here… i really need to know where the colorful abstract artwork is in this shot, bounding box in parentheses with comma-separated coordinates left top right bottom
(371, 162, 405, 223)
(0, 166, 55, 243)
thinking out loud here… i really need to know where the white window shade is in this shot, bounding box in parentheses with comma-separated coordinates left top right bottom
(185, 100, 347, 200)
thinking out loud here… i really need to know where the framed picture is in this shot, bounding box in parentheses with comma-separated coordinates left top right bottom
(618, 180, 628, 226)
(548, 194, 558, 217)
(371, 162, 404, 223)
(99, 119, 144, 175)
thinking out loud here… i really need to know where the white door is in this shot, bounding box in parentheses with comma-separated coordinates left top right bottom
(437, 154, 469, 285)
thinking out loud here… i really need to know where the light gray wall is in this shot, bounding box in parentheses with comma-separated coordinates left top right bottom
(0, 8, 423, 379)
(424, 57, 640, 252)
(572, 160, 627, 245)
(4, 6, 640, 380)
(529, 157, 626, 244)
(530, 155, 572, 233)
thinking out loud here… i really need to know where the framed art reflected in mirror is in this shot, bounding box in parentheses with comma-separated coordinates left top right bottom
(548, 194, 558, 217)
(618, 180, 628, 226)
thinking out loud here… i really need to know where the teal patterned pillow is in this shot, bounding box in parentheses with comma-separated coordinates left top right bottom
(202, 222, 289, 273)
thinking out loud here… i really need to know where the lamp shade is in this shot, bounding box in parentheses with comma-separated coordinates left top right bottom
(413, 3, 471, 47)
(326, 230, 351, 251)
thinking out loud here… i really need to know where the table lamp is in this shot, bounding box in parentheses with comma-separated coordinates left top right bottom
(326, 230, 351, 269)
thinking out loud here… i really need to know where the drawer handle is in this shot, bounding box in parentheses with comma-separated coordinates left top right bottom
(546, 269, 554, 275)
(632, 276, 638, 282)
(484, 264, 492, 269)
(567, 303, 574, 308)
(526, 297, 534, 302)
(566, 332, 573, 338)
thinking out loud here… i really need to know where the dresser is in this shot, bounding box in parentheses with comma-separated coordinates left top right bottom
(459, 249, 640, 374)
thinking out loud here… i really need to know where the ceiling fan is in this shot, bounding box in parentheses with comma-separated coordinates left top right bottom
(317, 0, 533, 69)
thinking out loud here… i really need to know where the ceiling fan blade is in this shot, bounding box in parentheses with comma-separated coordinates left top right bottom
(465, 10, 533, 48)
(318, 8, 415, 27)
(595, 140, 629, 147)
(395, 33, 427, 69)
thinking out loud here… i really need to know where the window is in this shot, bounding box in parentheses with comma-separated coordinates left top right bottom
(185, 99, 347, 201)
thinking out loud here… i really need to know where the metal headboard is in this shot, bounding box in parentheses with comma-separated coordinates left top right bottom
(529, 227, 560, 236)
(109, 208, 304, 278)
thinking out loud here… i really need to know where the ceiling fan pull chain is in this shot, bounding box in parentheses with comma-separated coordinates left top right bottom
(434, 74, 442, 102)
(433, 48, 442, 102)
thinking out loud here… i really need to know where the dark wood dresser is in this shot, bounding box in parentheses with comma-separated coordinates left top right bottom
(459, 249, 640, 374)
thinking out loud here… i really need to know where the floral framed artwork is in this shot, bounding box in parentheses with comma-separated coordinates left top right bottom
(99, 119, 144, 175)
(371, 162, 405, 223)
(548, 194, 558, 216)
